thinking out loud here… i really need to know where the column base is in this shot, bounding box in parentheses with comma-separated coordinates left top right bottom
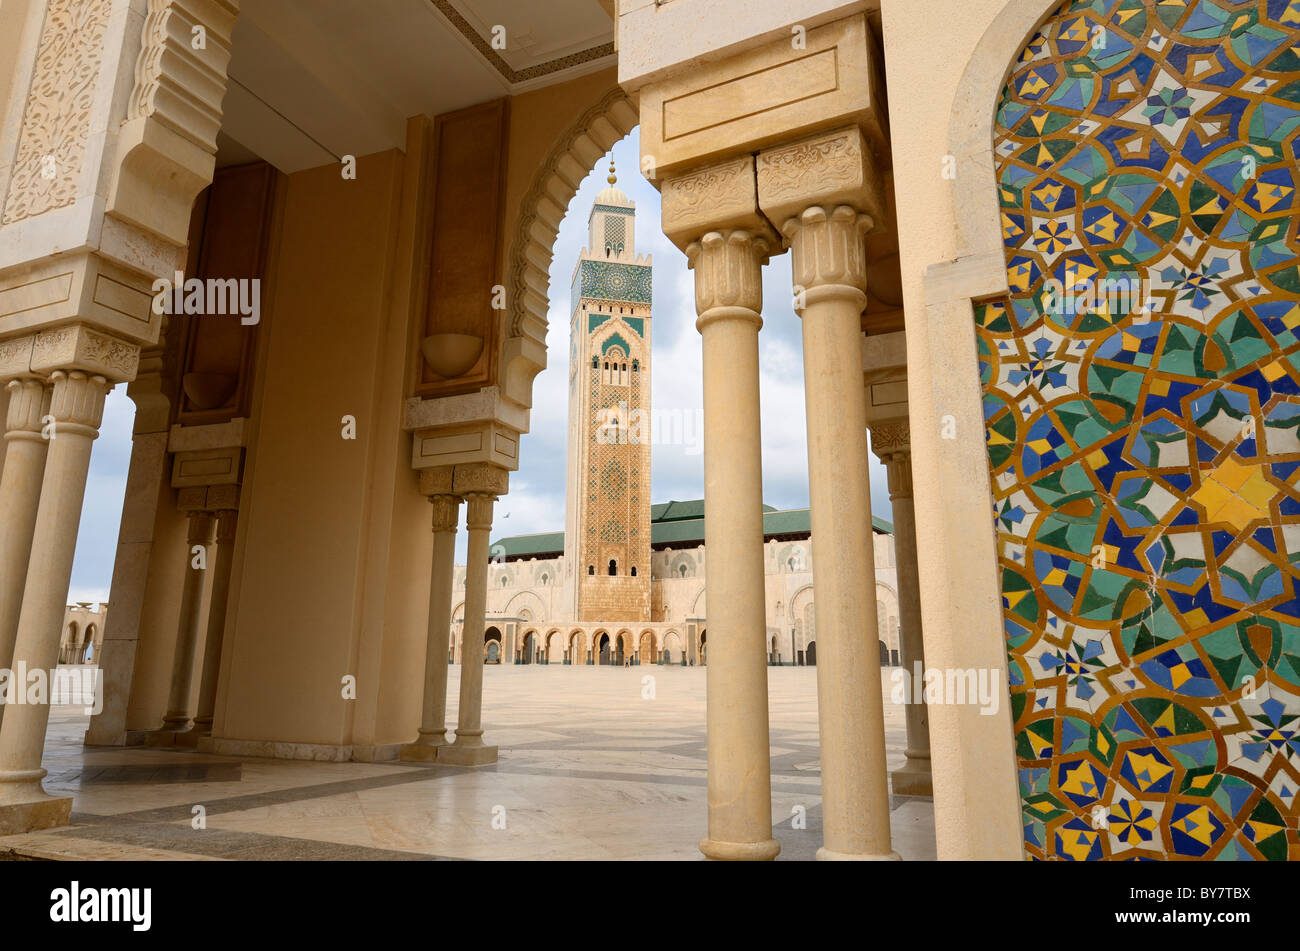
(816, 847, 902, 861)
(699, 837, 781, 861)
(0, 789, 73, 835)
(890, 762, 933, 797)
(144, 727, 193, 748)
(399, 736, 448, 764)
(436, 743, 498, 766)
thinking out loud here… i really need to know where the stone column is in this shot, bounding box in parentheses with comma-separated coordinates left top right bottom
(872, 426, 931, 796)
(0, 370, 111, 833)
(658, 156, 781, 861)
(759, 128, 897, 861)
(152, 508, 216, 736)
(0, 379, 51, 731)
(401, 492, 460, 763)
(440, 464, 506, 766)
(191, 507, 239, 738)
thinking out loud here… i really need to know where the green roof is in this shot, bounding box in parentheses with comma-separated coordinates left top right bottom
(491, 502, 891, 560)
(488, 531, 565, 560)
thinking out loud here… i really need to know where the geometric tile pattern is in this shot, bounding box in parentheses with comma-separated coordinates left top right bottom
(980, 0, 1300, 860)
(571, 259, 652, 305)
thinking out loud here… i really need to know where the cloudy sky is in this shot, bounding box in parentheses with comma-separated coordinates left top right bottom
(65, 128, 891, 597)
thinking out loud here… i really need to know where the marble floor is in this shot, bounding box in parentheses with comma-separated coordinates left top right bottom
(0, 665, 936, 861)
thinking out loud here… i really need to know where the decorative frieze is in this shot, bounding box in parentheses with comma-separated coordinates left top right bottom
(29, 325, 140, 383)
(661, 157, 759, 247)
(757, 126, 883, 228)
(453, 463, 510, 499)
(2, 0, 112, 224)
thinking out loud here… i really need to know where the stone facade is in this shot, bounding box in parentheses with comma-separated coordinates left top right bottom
(57, 602, 106, 666)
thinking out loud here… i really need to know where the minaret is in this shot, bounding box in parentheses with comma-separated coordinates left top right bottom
(562, 160, 653, 624)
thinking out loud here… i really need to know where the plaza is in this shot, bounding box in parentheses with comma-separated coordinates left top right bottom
(0, 667, 934, 861)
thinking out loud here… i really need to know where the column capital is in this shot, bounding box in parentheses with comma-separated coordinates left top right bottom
(185, 510, 217, 546)
(781, 205, 872, 308)
(429, 494, 461, 534)
(213, 508, 239, 544)
(871, 421, 914, 501)
(4, 378, 50, 438)
(686, 231, 771, 331)
(463, 492, 496, 533)
(47, 370, 111, 434)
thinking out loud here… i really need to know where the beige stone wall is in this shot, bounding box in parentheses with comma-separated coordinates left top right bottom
(58, 602, 107, 664)
(451, 531, 902, 663)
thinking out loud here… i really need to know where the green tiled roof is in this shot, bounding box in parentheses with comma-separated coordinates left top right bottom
(489, 502, 892, 560)
(488, 531, 565, 560)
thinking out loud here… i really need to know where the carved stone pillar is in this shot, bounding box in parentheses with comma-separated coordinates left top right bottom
(0, 369, 113, 833)
(191, 506, 239, 738)
(401, 490, 461, 763)
(662, 157, 780, 862)
(0, 379, 51, 732)
(439, 464, 507, 766)
(759, 127, 896, 861)
(152, 505, 216, 735)
(871, 423, 932, 796)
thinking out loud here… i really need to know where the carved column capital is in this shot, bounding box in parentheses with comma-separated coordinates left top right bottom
(871, 421, 913, 501)
(757, 126, 883, 233)
(430, 494, 462, 534)
(781, 205, 872, 308)
(185, 510, 216, 546)
(213, 508, 239, 544)
(47, 370, 111, 435)
(4, 379, 51, 438)
(685, 230, 771, 330)
(464, 492, 497, 532)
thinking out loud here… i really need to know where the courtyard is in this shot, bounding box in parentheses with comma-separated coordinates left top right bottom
(0, 667, 934, 861)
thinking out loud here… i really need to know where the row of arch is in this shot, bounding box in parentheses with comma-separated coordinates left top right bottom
(58, 622, 97, 665)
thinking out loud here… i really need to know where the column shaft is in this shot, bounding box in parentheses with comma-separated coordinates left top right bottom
(192, 509, 238, 736)
(402, 494, 459, 762)
(689, 229, 779, 861)
(0, 380, 50, 732)
(0, 371, 109, 826)
(159, 511, 216, 730)
(880, 446, 931, 794)
(440, 491, 497, 765)
(786, 205, 896, 860)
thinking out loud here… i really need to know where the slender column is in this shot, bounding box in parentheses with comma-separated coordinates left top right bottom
(191, 508, 239, 737)
(0, 371, 110, 832)
(440, 476, 503, 766)
(0, 379, 51, 732)
(687, 228, 780, 862)
(155, 510, 216, 733)
(874, 431, 932, 796)
(401, 493, 460, 763)
(783, 203, 897, 860)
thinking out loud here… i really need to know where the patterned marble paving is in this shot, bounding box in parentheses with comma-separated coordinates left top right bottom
(0, 668, 933, 861)
(980, 0, 1300, 859)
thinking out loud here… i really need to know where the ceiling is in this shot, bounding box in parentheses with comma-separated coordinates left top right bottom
(217, 0, 616, 173)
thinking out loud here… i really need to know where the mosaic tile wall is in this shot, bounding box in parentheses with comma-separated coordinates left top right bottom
(979, 0, 1300, 859)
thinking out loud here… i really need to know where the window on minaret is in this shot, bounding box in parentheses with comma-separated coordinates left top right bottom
(608, 559, 617, 576)
(588, 565, 594, 575)
(631, 566, 637, 577)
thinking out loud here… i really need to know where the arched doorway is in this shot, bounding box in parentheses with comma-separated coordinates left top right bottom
(806, 640, 816, 666)
(521, 631, 537, 665)
(878, 639, 889, 667)
(596, 633, 611, 666)
(638, 632, 654, 665)
(485, 626, 502, 665)
(699, 629, 707, 666)
(569, 630, 586, 665)
(662, 631, 682, 665)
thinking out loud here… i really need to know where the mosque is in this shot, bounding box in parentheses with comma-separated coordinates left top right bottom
(450, 167, 903, 669)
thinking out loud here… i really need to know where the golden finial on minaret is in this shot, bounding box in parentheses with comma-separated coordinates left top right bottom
(608, 159, 617, 185)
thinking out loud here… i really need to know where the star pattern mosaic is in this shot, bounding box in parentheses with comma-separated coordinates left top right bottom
(979, 0, 1300, 860)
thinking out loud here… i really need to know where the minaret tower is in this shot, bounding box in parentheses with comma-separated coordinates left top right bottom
(562, 160, 653, 624)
